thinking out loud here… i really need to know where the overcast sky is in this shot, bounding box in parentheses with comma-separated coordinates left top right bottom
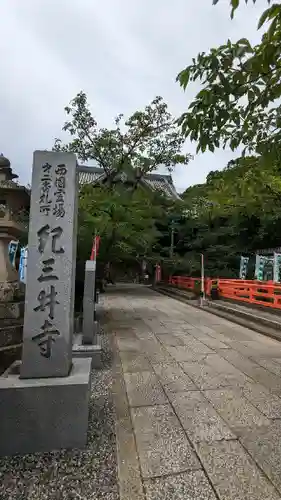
(0, 0, 265, 192)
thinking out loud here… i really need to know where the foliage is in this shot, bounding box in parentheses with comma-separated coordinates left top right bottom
(213, 0, 271, 19)
(77, 181, 179, 274)
(54, 93, 191, 273)
(174, 156, 281, 277)
(54, 92, 191, 186)
(177, 0, 281, 160)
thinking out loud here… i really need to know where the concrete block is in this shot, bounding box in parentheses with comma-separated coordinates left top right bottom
(0, 358, 91, 456)
(72, 333, 102, 369)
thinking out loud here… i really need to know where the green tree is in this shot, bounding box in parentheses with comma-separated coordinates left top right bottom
(78, 183, 164, 265)
(177, 0, 281, 160)
(55, 92, 191, 186)
(177, 156, 281, 277)
(54, 93, 191, 276)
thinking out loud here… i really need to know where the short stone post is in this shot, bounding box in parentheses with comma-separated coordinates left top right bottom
(82, 260, 97, 345)
(72, 258, 102, 367)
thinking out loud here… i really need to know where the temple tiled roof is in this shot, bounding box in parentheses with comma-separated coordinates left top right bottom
(77, 165, 180, 199)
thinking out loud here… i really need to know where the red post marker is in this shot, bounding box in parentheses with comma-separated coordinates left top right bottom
(90, 236, 100, 261)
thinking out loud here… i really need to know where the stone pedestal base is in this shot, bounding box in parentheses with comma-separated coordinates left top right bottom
(0, 358, 92, 456)
(73, 333, 102, 369)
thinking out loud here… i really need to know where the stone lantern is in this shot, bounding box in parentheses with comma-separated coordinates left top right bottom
(0, 155, 29, 300)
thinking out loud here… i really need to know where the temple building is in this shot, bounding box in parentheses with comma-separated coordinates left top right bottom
(78, 164, 180, 199)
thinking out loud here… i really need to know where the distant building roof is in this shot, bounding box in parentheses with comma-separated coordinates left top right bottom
(256, 247, 281, 256)
(77, 165, 180, 199)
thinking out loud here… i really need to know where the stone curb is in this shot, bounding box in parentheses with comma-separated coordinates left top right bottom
(110, 331, 146, 500)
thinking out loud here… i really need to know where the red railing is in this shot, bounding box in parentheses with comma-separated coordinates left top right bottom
(168, 276, 281, 310)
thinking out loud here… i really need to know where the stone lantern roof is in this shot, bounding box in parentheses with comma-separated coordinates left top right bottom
(0, 154, 18, 181)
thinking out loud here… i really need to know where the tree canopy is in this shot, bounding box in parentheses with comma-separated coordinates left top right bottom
(55, 92, 191, 187)
(78, 183, 167, 263)
(173, 155, 281, 278)
(55, 94, 189, 273)
(177, 0, 281, 162)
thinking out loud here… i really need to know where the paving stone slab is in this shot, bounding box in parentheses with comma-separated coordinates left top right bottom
(144, 470, 217, 500)
(171, 391, 235, 443)
(247, 366, 281, 395)
(181, 361, 248, 390)
(197, 325, 219, 336)
(196, 440, 281, 500)
(241, 381, 281, 418)
(240, 421, 281, 494)
(153, 363, 197, 392)
(251, 357, 281, 377)
(143, 322, 169, 333)
(243, 335, 281, 347)
(181, 338, 215, 354)
(156, 334, 185, 346)
(176, 328, 213, 339)
(134, 332, 155, 342)
(218, 348, 264, 376)
(160, 320, 190, 327)
(131, 404, 200, 478)
(117, 338, 141, 352)
(124, 371, 167, 407)
(142, 340, 175, 364)
(269, 357, 281, 364)
(120, 351, 152, 373)
(113, 336, 145, 499)
(198, 336, 231, 350)
(115, 415, 145, 500)
(219, 349, 281, 393)
(140, 338, 164, 353)
(204, 388, 271, 433)
(203, 353, 243, 371)
(215, 328, 256, 341)
(228, 340, 281, 358)
(166, 345, 209, 363)
(114, 328, 135, 339)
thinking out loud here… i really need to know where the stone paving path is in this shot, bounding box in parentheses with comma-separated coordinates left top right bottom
(104, 284, 281, 500)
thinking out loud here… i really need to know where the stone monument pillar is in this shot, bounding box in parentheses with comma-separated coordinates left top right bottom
(20, 151, 78, 378)
(0, 151, 92, 456)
